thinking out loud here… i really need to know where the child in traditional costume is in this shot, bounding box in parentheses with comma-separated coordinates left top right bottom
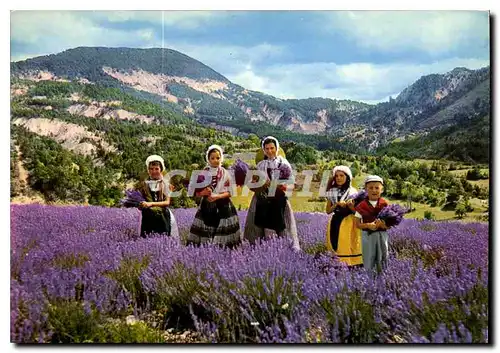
(136, 155, 179, 238)
(350, 175, 390, 272)
(325, 166, 363, 267)
(187, 145, 242, 248)
(243, 136, 301, 251)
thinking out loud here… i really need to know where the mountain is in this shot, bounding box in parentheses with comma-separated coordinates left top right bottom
(11, 47, 371, 136)
(11, 47, 490, 162)
(11, 47, 230, 83)
(9, 76, 261, 205)
(353, 66, 490, 152)
(362, 66, 490, 131)
(376, 115, 490, 164)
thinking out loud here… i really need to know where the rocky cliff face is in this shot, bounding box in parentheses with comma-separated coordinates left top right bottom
(11, 47, 489, 151)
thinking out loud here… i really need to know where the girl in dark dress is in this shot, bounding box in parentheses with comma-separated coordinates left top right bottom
(136, 155, 179, 238)
(187, 145, 241, 248)
(243, 136, 300, 251)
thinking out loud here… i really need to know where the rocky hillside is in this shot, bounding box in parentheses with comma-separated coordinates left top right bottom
(10, 47, 371, 135)
(11, 47, 490, 161)
(9, 77, 263, 205)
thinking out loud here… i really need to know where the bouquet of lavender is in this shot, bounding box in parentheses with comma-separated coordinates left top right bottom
(230, 159, 250, 187)
(377, 204, 408, 228)
(278, 163, 292, 180)
(346, 189, 368, 204)
(194, 173, 211, 195)
(196, 173, 206, 184)
(263, 163, 293, 198)
(120, 189, 146, 208)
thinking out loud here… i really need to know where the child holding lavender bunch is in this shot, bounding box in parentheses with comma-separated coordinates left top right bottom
(128, 155, 179, 239)
(243, 136, 300, 251)
(346, 175, 408, 272)
(349, 175, 391, 272)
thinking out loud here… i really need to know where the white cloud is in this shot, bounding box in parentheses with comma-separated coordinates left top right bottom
(10, 12, 287, 79)
(10, 10, 229, 62)
(228, 66, 270, 92)
(325, 11, 489, 55)
(10, 11, 158, 59)
(10, 52, 53, 63)
(9, 11, 490, 103)
(92, 10, 225, 29)
(94, 11, 163, 23)
(225, 57, 490, 103)
(161, 41, 287, 76)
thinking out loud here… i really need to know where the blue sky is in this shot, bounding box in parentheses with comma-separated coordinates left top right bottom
(10, 10, 490, 103)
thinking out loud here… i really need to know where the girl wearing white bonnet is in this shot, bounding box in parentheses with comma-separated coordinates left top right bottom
(135, 154, 179, 238)
(243, 136, 300, 251)
(187, 144, 241, 248)
(325, 165, 362, 267)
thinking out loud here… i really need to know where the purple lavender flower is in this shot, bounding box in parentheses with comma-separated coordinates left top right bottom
(229, 159, 250, 186)
(346, 189, 367, 204)
(377, 204, 408, 228)
(120, 189, 145, 208)
(195, 171, 216, 195)
(196, 174, 205, 184)
(279, 163, 292, 180)
(10, 204, 489, 343)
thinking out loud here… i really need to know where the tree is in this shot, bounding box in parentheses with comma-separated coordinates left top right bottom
(455, 202, 467, 219)
(382, 178, 394, 197)
(424, 211, 435, 220)
(393, 176, 404, 199)
(402, 182, 416, 211)
(247, 134, 261, 147)
(455, 197, 473, 219)
(460, 177, 474, 194)
(286, 143, 318, 165)
(445, 189, 461, 209)
(466, 167, 487, 180)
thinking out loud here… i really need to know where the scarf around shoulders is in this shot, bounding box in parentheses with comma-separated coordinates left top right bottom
(326, 186, 357, 203)
(139, 177, 169, 202)
(203, 165, 230, 193)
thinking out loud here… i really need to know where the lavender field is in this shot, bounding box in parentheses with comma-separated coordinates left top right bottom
(11, 204, 489, 343)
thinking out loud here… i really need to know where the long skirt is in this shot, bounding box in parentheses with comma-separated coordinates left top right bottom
(326, 212, 362, 266)
(140, 207, 178, 238)
(361, 230, 388, 272)
(187, 197, 241, 248)
(243, 194, 300, 250)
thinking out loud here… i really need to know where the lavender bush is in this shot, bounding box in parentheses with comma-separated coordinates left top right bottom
(10, 204, 488, 343)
